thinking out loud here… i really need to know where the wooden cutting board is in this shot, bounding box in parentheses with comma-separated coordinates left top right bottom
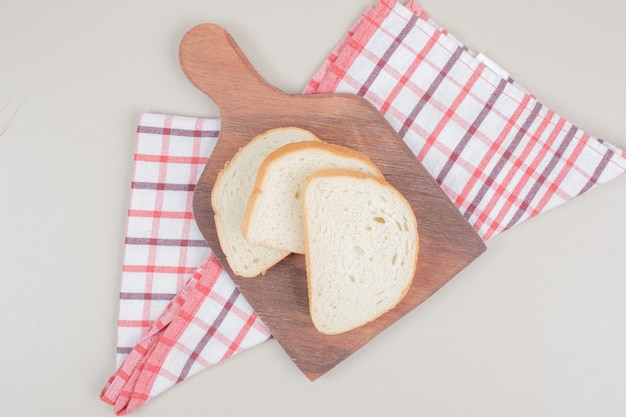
(180, 24, 486, 381)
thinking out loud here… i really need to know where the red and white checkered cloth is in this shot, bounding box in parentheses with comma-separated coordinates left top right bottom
(101, 0, 626, 414)
(305, 0, 626, 239)
(100, 114, 271, 414)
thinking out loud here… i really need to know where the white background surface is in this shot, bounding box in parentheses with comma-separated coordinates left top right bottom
(1, 0, 625, 416)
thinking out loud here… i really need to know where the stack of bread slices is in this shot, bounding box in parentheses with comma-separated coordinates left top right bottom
(211, 127, 419, 335)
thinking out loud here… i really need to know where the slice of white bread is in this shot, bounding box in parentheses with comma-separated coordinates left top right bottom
(303, 169, 419, 335)
(211, 127, 322, 277)
(243, 142, 383, 254)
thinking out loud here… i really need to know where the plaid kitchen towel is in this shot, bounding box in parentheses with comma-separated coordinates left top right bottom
(101, 113, 272, 414)
(305, 0, 626, 240)
(102, 0, 626, 414)
(101, 251, 270, 414)
(109, 113, 219, 367)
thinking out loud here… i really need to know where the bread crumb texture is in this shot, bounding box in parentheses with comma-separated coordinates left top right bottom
(304, 170, 419, 335)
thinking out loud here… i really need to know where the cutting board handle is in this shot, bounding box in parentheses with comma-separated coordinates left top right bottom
(179, 24, 284, 115)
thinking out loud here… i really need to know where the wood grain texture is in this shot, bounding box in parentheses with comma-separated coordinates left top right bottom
(179, 24, 486, 381)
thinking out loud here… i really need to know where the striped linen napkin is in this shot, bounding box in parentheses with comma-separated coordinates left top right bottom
(101, 0, 626, 414)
